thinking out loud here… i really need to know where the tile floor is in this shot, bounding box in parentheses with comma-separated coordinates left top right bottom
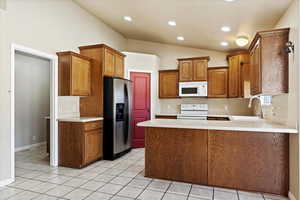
(0, 145, 289, 200)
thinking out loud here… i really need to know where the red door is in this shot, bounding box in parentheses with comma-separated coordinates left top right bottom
(130, 72, 151, 148)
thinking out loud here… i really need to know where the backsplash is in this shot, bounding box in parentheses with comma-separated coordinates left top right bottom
(159, 98, 254, 116)
(58, 96, 80, 118)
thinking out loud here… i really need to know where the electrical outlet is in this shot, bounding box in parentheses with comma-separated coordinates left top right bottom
(33, 136, 36, 141)
(260, 95, 272, 106)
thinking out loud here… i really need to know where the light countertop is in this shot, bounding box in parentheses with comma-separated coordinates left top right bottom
(138, 118, 298, 134)
(58, 117, 103, 122)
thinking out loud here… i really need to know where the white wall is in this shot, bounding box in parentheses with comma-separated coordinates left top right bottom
(15, 52, 50, 149)
(123, 52, 160, 119)
(0, 0, 127, 183)
(125, 39, 228, 69)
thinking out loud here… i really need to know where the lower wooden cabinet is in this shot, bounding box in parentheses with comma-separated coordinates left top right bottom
(155, 115, 177, 119)
(145, 127, 289, 195)
(59, 121, 103, 168)
(208, 67, 228, 98)
(208, 130, 289, 195)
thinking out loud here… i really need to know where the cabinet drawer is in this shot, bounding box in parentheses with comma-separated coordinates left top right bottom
(84, 121, 103, 131)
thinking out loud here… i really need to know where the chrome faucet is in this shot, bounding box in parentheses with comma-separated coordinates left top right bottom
(248, 95, 261, 108)
(248, 95, 264, 119)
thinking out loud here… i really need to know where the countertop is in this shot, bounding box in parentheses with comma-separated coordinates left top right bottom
(138, 118, 298, 134)
(58, 117, 103, 122)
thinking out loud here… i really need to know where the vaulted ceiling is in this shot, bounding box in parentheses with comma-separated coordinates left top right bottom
(74, 0, 292, 52)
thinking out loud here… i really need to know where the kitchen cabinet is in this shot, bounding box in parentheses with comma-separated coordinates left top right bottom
(159, 70, 179, 98)
(79, 44, 126, 117)
(115, 53, 125, 78)
(144, 127, 289, 195)
(145, 128, 208, 185)
(155, 115, 177, 119)
(178, 57, 209, 82)
(227, 52, 250, 98)
(249, 28, 289, 95)
(208, 130, 289, 195)
(208, 67, 228, 98)
(57, 51, 92, 96)
(59, 120, 103, 168)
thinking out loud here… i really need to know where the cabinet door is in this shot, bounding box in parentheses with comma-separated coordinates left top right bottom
(250, 40, 262, 95)
(179, 60, 193, 82)
(84, 130, 102, 165)
(208, 68, 228, 98)
(115, 54, 124, 78)
(71, 56, 91, 96)
(104, 48, 115, 77)
(193, 59, 208, 81)
(208, 130, 289, 195)
(159, 70, 179, 98)
(228, 56, 240, 98)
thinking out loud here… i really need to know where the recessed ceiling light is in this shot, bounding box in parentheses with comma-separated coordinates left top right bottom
(123, 16, 132, 22)
(177, 36, 185, 41)
(224, 0, 236, 2)
(168, 21, 177, 26)
(221, 26, 231, 32)
(236, 36, 249, 47)
(220, 41, 229, 46)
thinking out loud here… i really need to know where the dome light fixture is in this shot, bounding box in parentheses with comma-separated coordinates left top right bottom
(236, 36, 249, 47)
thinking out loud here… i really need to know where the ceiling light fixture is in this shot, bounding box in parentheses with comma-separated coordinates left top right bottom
(168, 21, 177, 26)
(224, 0, 236, 2)
(221, 26, 231, 32)
(123, 16, 132, 22)
(220, 41, 229, 46)
(236, 36, 249, 47)
(177, 36, 185, 41)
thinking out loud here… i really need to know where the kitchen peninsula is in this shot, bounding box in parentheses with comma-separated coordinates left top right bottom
(138, 118, 297, 196)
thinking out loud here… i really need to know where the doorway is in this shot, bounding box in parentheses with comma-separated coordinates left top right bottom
(130, 72, 151, 148)
(10, 44, 58, 181)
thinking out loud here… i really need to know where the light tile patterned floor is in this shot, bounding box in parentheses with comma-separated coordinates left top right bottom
(0, 145, 289, 200)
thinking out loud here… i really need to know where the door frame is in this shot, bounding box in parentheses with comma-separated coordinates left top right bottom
(10, 44, 59, 180)
(128, 70, 153, 119)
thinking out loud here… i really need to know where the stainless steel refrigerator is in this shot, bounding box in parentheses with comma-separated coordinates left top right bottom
(103, 77, 132, 160)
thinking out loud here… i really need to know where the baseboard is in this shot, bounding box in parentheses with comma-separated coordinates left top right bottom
(0, 178, 14, 187)
(15, 142, 46, 152)
(289, 191, 297, 200)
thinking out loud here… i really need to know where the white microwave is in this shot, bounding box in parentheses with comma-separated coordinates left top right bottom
(179, 82, 208, 97)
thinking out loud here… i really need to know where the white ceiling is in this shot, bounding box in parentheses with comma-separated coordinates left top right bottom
(74, 0, 292, 52)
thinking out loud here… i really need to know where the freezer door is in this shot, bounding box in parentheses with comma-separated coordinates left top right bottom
(113, 79, 132, 155)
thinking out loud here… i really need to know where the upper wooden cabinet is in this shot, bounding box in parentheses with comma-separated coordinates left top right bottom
(79, 44, 125, 117)
(208, 67, 228, 98)
(159, 70, 179, 98)
(227, 52, 250, 98)
(115, 53, 125, 78)
(79, 44, 126, 79)
(57, 51, 92, 96)
(249, 28, 289, 95)
(178, 57, 209, 82)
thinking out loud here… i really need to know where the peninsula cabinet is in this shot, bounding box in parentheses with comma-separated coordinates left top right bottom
(178, 57, 209, 82)
(208, 67, 228, 98)
(249, 28, 289, 95)
(145, 127, 289, 195)
(208, 130, 289, 195)
(57, 51, 92, 96)
(227, 52, 250, 98)
(59, 121, 103, 168)
(159, 70, 179, 98)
